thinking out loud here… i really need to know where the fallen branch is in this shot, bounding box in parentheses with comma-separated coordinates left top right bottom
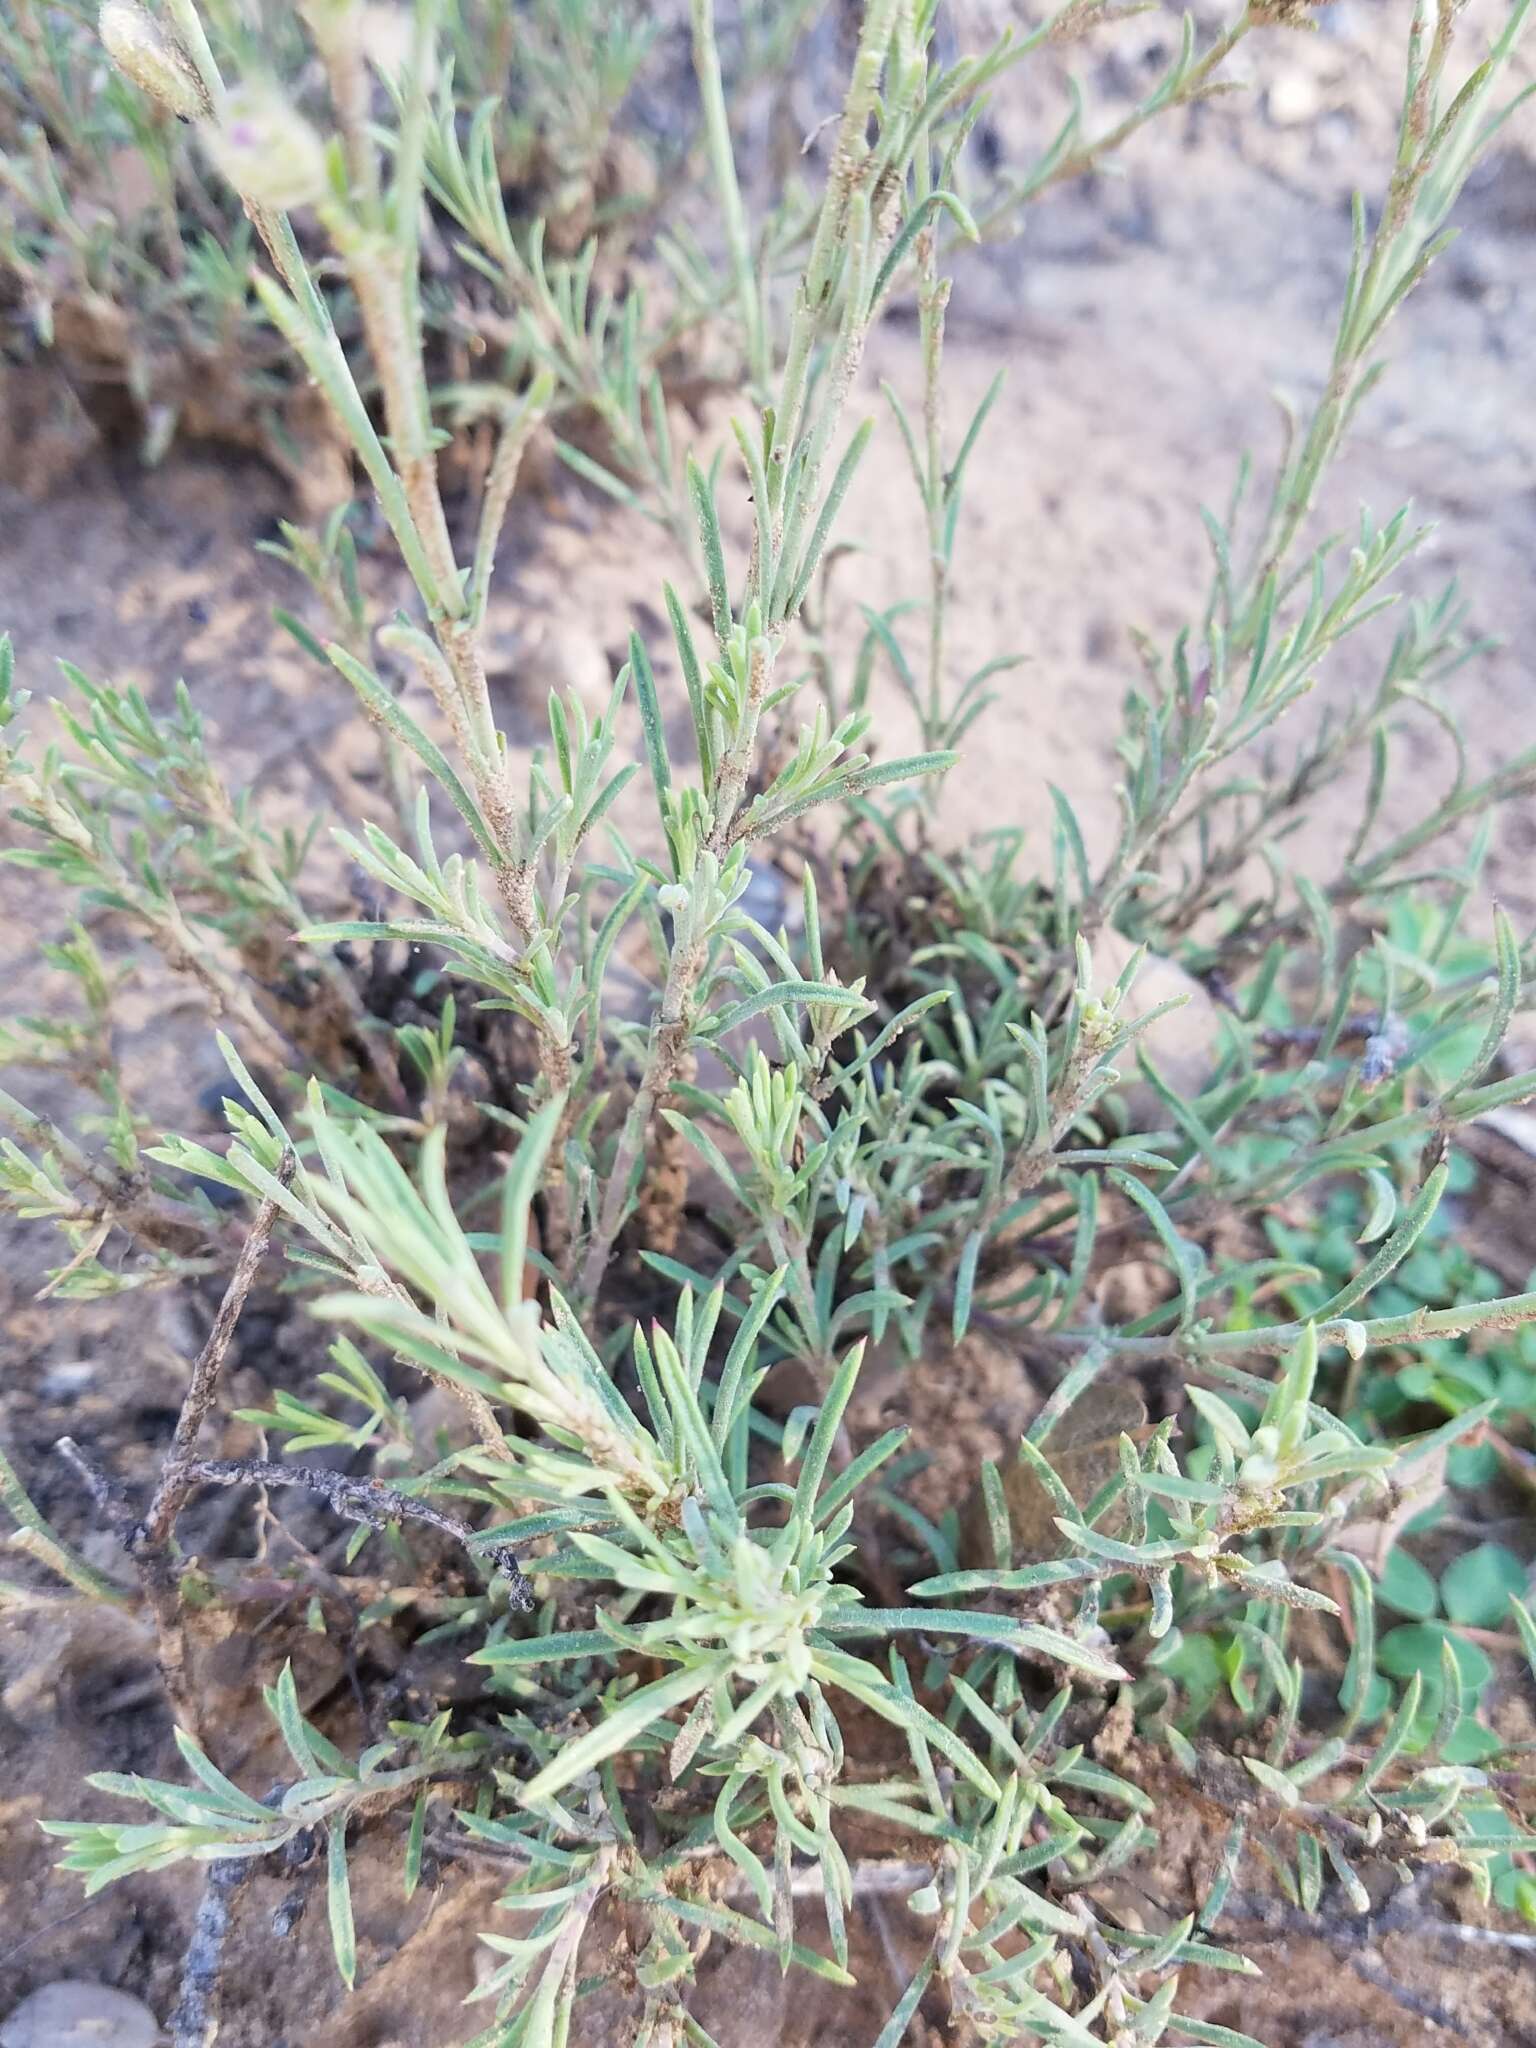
(55, 1434, 137, 1540)
(51, 1168, 294, 1736)
(139, 1153, 295, 1552)
(178, 1458, 534, 1608)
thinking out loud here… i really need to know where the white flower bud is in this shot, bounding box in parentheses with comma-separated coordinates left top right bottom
(358, 2, 435, 89)
(1238, 1424, 1282, 1490)
(1237, 1450, 1280, 1491)
(204, 85, 328, 211)
(98, 2, 210, 122)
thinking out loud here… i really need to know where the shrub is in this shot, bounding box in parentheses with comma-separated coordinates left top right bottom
(3, 1, 1536, 2043)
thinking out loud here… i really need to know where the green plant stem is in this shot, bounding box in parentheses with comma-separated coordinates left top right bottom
(577, 928, 705, 1305)
(1251, 1, 1533, 584)
(161, 0, 323, 322)
(236, 92, 557, 949)
(311, 6, 381, 216)
(690, 0, 768, 393)
(0, 1084, 232, 1253)
(1071, 4, 1536, 942)
(913, 221, 951, 754)
(470, 376, 555, 628)
(707, 637, 772, 855)
(1031, 1286, 1536, 1387)
(964, 1022, 1105, 1257)
(289, 39, 545, 942)
(762, 1209, 832, 1386)
(1053, 7, 1250, 198)
(765, 0, 899, 529)
(160, 0, 222, 110)
(577, 7, 916, 1307)
(1, 1441, 132, 1605)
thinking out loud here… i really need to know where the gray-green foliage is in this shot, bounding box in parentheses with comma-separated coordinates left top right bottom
(0, 0, 667, 466)
(4, 2, 1536, 2043)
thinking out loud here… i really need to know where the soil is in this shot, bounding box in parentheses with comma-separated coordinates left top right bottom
(3, 3, 1536, 2044)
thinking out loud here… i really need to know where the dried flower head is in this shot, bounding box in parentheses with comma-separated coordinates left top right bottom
(98, 1, 211, 122)
(358, 2, 436, 90)
(202, 84, 329, 211)
(1250, 0, 1331, 25)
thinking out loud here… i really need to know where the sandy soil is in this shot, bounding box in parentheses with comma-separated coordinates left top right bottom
(3, 2, 1536, 2043)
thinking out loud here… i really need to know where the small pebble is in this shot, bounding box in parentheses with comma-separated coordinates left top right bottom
(40, 1360, 95, 1401)
(0, 1981, 159, 2048)
(1268, 70, 1321, 126)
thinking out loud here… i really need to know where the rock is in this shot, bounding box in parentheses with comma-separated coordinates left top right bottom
(687, 1940, 789, 2043)
(39, 1360, 96, 1401)
(1481, 1105, 1536, 1159)
(1267, 70, 1321, 127)
(1087, 926, 1223, 1104)
(0, 1982, 160, 2048)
